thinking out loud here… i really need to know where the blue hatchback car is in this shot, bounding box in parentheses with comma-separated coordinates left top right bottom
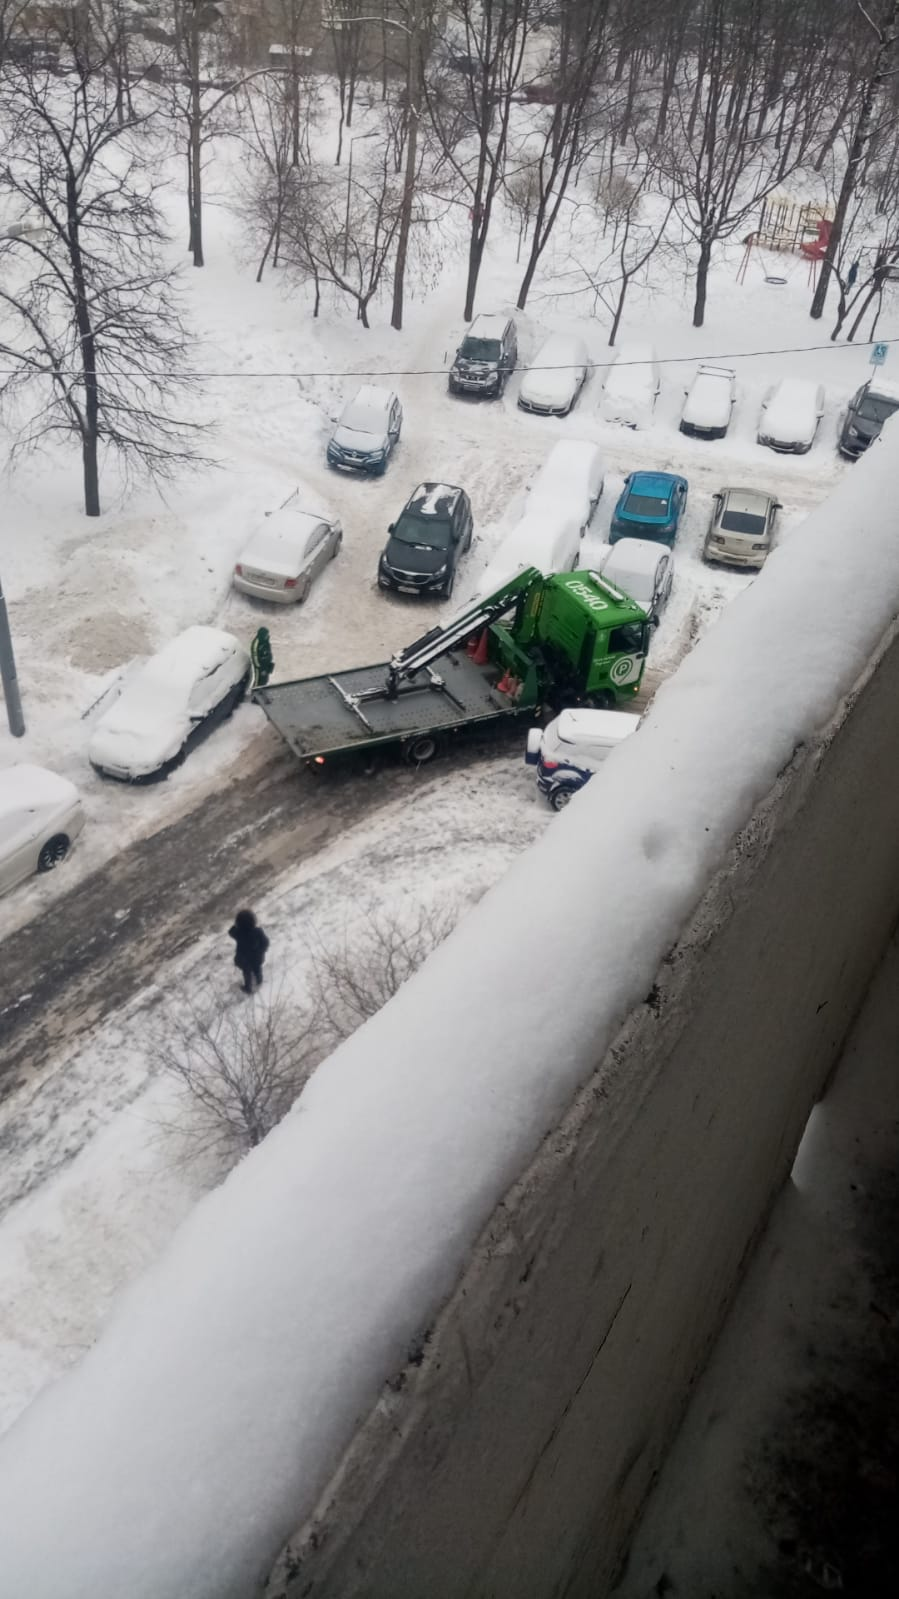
(610, 471, 688, 546)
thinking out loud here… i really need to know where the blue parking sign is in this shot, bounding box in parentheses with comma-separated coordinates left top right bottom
(871, 342, 889, 366)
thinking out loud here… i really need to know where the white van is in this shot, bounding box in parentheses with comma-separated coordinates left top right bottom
(525, 707, 640, 810)
(600, 343, 661, 430)
(528, 438, 605, 531)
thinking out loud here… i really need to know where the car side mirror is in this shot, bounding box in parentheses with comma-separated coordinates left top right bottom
(774, 501, 783, 510)
(388, 522, 395, 532)
(650, 610, 661, 627)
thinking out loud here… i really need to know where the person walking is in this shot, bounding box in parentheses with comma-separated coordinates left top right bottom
(250, 626, 274, 689)
(228, 909, 270, 994)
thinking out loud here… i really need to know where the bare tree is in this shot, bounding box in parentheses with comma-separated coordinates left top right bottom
(273, 0, 314, 166)
(237, 72, 320, 281)
(326, 0, 366, 164)
(0, 21, 205, 516)
(658, 0, 832, 327)
(153, 987, 319, 1162)
(309, 900, 460, 1048)
(426, 0, 533, 319)
(281, 129, 405, 326)
(514, 1, 614, 309)
(590, 163, 677, 345)
(810, 0, 899, 319)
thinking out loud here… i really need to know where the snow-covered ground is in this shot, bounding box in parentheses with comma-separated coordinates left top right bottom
(1, 75, 897, 1482)
(0, 115, 875, 932)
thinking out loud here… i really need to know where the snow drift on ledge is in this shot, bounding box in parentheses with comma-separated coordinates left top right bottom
(0, 433, 898, 1599)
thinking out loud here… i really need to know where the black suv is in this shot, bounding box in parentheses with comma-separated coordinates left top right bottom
(838, 378, 899, 458)
(449, 314, 518, 398)
(378, 483, 473, 599)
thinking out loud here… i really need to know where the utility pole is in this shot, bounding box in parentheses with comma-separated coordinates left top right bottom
(0, 575, 25, 737)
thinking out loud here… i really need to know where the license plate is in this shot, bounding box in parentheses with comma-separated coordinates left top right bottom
(244, 569, 281, 587)
(398, 583, 419, 594)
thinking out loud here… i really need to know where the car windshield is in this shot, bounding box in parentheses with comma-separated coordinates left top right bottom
(459, 337, 501, 362)
(392, 513, 453, 550)
(625, 492, 669, 517)
(720, 509, 766, 535)
(857, 394, 899, 423)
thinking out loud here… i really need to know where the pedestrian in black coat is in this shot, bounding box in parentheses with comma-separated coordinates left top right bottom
(228, 909, 270, 994)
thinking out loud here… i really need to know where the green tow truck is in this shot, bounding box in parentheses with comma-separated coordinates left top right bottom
(254, 565, 650, 767)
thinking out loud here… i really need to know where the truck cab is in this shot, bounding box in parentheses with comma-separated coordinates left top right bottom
(513, 569, 651, 708)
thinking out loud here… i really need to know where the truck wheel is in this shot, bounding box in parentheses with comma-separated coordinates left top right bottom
(550, 783, 578, 811)
(403, 734, 439, 765)
(588, 691, 616, 710)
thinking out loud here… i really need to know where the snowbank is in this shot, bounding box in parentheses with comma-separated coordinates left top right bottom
(1, 432, 899, 1599)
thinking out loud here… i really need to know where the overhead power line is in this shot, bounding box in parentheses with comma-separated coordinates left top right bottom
(0, 336, 892, 381)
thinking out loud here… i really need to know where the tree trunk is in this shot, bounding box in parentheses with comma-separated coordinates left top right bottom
(692, 237, 713, 327)
(464, 227, 486, 321)
(188, 13, 204, 267)
(609, 276, 629, 345)
(391, 3, 420, 332)
(82, 430, 100, 517)
(810, 0, 899, 320)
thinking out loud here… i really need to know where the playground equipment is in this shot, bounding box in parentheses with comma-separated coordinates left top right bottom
(737, 195, 834, 286)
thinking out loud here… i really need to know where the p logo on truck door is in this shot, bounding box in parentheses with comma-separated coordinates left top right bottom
(610, 654, 640, 685)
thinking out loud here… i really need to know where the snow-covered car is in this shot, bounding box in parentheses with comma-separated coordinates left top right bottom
(703, 486, 781, 569)
(327, 384, 403, 474)
(838, 376, 899, 458)
(528, 438, 605, 531)
(478, 504, 583, 594)
(0, 765, 84, 895)
(524, 708, 640, 810)
(600, 343, 661, 429)
(234, 498, 342, 603)
(596, 537, 674, 622)
(610, 471, 688, 546)
(518, 332, 589, 416)
(680, 364, 736, 439)
(89, 626, 251, 783)
(758, 379, 825, 453)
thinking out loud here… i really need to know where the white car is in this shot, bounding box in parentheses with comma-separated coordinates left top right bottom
(234, 497, 342, 604)
(596, 538, 674, 621)
(89, 626, 250, 782)
(326, 384, 403, 474)
(680, 364, 736, 439)
(0, 765, 84, 895)
(758, 379, 825, 453)
(528, 439, 605, 531)
(518, 332, 589, 416)
(600, 343, 661, 429)
(478, 505, 583, 594)
(525, 708, 640, 810)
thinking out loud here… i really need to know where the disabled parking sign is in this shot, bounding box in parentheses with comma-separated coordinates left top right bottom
(870, 342, 889, 366)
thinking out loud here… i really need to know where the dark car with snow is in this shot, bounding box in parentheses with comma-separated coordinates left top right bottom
(377, 482, 473, 599)
(448, 313, 518, 398)
(838, 377, 899, 459)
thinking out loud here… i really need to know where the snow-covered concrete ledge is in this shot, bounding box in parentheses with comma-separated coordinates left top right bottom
(2, 443, 899, 1599)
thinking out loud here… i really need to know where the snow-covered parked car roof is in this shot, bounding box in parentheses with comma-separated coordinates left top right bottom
(406, 482, 464, 517)
(518, 332, 588, 414)
(0, 763, 79, 820)
(480, 505, 582, 591)
(238, 505, 336, 580)
(467, 311, 512, 338)
(553, 707, 640, 748)
(528, 438, 605, 525)
(758, 378, 824, 450)
(681, 365, 735, 433)
(88, 626, 249, 780)
(599, 536, 669, 589)
(337, 385, 394, 433)
(600, 343, 660, 428)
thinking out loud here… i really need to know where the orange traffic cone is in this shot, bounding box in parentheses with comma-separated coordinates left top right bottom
(470, 629, 489, 665)
(496, 668, 513, 695)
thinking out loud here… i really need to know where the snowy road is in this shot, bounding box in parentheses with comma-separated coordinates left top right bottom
(0, 734, 479, 1103)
